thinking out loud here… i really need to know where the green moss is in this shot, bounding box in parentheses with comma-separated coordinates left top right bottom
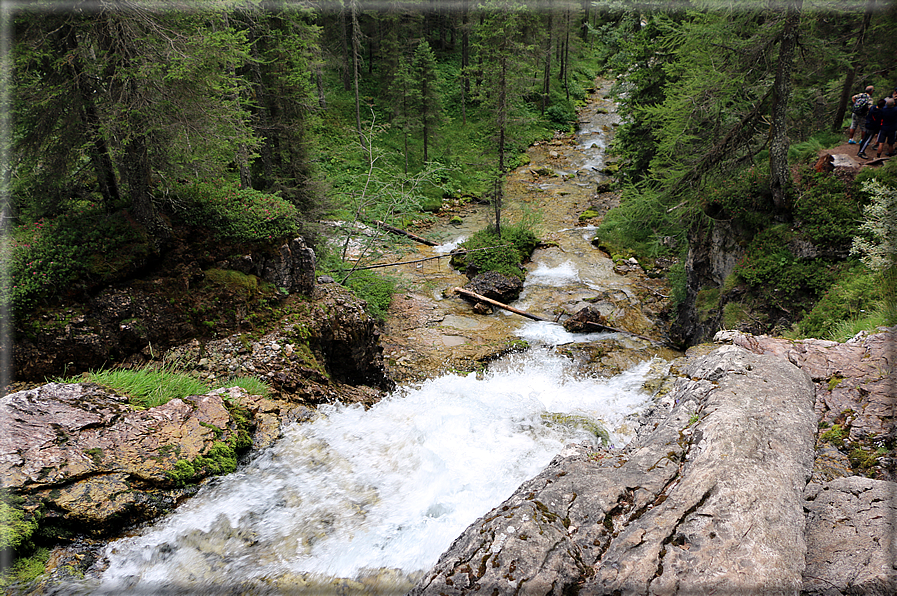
(0, 547, 50, 588)
(0, 493, 39, 551)
(579, 210, 601, 221)
(827, 375, 844, 391)
(695, 287, 720, 322)
(84, 448, 103, 465)
(722, 301, 750, 329)
(819, 424, 846, 449)
(541, 412, 610, 445)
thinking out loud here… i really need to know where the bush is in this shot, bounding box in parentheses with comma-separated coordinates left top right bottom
(793, 171, 866, 248)
(175, 180, 299, 242)
(343, 269, 398, 322)
(794, 262, 886, 339)
(6, 205, 152, 316)
(452, 222, 539, 279)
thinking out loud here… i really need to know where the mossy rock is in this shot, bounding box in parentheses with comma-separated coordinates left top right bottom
(579, 210, 601, 221)
(449, 216, 464, 226)
(602, 164, 620, 175)
(541, 412, 610, 445)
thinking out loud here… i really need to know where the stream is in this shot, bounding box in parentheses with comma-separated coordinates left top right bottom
(90, 80, 679, 595)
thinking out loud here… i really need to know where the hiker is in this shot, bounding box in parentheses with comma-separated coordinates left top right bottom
(874, 97, 896, 159)
(848, 85, 874, 143)
(858, 98, 886, 159)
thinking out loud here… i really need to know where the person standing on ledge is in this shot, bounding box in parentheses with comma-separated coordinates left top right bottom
(848, 85, 874, 144)
(874, 97, 896, 159)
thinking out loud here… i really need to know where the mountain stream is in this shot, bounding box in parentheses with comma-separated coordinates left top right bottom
(93, 80, 680, 595)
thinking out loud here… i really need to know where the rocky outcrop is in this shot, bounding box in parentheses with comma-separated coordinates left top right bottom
(11, 236, 319, 382)
(719, 329, 895, 481)
(410, 345, 818, 595)
(803, 476, 897, 595)
(227, 236, 316, 296)
(0, 383, 261, 536)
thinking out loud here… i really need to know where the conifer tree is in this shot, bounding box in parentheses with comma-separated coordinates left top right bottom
(411, 40, 442, 164)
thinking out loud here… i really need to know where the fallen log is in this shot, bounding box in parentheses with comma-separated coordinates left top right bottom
(374, 221, 438, 246)
(453, 287, 670, 346)
(452, 287, 549, 321)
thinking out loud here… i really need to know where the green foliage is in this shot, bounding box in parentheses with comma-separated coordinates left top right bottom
(204, 269, 270, 299)
(820, 424, 846, 448)
(0, 493, 38, 551)
(63, 365, 209, 410)
(794, 263, 890, 340)
(787, 131, 843, 163)
(6, 204, 151, 317)
(174, 181, 299, 242)
(701, 165, 774, 231)
(594, 183, 690, 258)
(735, 225, 835, 312)
(452, 222, 538, 279)
(223, 376, 271, 398)
(0, 547, 49, 588)
(793, 171, 865, 248)
(343, 270, 398, 322)
(851, 180, 897, 272)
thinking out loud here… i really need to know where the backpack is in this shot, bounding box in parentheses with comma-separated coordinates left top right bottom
(853, 94, 871, 116)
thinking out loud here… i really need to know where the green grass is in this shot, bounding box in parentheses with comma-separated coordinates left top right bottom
(58, 365, 271, 409)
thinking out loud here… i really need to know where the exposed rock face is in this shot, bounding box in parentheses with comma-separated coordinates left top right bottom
(0, 383, 255, 535)
(410, 345, 817, 595)
(719, 329, 895, 480)
(461, 272, 524, 306)
(11, 236, 319, 382)
(803, 476, 897, 595)
(227, 236, 316, 296)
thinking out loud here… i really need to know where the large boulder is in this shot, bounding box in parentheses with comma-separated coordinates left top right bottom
(0, 383, 257, 536)
(802, 476, 897, 595)
(409, 345, 817, 595)
(461, 272, 524, 306)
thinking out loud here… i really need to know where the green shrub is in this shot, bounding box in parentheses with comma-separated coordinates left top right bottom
(175, 180, 299, 242)
(343, 269, 398, 322)
(6, 205, 151, 316)
(794, 263, 887, 339)
(793, 171, 866, 248)
(735, 225, 835, 313)
(701, 165, 774, 231)
(452, 222, 538, 279)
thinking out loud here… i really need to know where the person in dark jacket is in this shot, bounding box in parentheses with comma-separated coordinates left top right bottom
(874, 97, 896, 159)
(858, 99, 886, 159)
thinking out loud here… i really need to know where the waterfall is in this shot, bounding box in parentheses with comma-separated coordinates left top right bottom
(96, 349, 654, 594)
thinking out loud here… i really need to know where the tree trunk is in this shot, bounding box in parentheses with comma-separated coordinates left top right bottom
(541, 8, 553, 116)
(351, 0, 366, 151)
(123, 135, 170, 249)
(831, 0, 875, 133)
(769, 0, 802, 210)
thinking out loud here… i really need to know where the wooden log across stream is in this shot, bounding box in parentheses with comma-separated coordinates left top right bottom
(374, 220, 438, 246)
(452, 287, 666, 346)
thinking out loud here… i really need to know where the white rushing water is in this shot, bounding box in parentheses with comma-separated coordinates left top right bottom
(98, 349, 653, 594)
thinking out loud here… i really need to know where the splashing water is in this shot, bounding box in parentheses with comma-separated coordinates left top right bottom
(97, 349, 653, 594)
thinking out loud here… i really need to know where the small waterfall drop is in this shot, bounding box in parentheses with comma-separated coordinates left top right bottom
(97, 349, 653, 594)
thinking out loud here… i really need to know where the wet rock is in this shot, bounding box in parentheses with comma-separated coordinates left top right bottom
(461, 272, 524, 306)
(227, 236, 316, 296)
(562, 306, 608, 332)
(0, 382, 251, 535)
(803, 476, 897, 595)
(410, 346, 817, 595)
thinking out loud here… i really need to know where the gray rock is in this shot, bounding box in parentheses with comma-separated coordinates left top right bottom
(409, 346, 817, 596)
(803, 476, 897, 595)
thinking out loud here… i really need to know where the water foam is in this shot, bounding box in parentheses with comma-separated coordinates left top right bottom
(99, 350, 652, 593)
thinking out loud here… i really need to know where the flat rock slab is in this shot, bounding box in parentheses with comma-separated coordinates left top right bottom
(803, 476, 897, 595)
(0, 382, 241, 531)
(409, 345, 817, 595)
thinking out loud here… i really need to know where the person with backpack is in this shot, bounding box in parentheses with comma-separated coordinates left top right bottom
(857, 98, 886, 159)
(874, 97, 896, 159)
(848, 85, 874, 144)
